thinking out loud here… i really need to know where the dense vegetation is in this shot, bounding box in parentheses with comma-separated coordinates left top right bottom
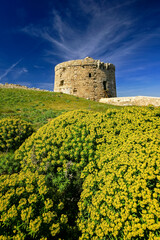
(0, 118, 33, 151)
(78, 108, 160, 240)
(0, 103, 159, 239)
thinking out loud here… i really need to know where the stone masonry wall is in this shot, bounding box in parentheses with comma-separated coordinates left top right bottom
(0, 83, 49, 92)
(54, 57, 116, 101)
(100, 96, 160, 107)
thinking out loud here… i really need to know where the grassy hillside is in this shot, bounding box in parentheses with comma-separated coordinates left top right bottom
(0, 88, 120, 129)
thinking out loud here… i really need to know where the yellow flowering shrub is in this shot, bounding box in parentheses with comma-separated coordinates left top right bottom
(78, 107, 160, 239)
(14, 110, 112, 238)
(0, 107, 159, 239)
(0, 118, 33, 151)
(0, 170, 68, 239)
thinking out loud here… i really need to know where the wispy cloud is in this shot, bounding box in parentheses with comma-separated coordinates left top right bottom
(38, 82, 54, 91)
(118, 84, 160, 97)
(21, 0, 160, 70)
(34, 65, 45, 69)
(0, 59, 22, 81)
(12, 67, 28, 80)
(20, 0, 136, 60)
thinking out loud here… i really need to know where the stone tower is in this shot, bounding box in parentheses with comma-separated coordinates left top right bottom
(54, 57, 116, 101)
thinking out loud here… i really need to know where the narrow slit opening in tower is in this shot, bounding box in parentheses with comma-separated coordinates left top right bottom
(60, 80, 64, 86)
(89, 73, 91, 78)
(103, 81, 107, 90)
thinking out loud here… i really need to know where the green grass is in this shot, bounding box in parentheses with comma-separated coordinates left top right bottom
(0, 88, 120, 129)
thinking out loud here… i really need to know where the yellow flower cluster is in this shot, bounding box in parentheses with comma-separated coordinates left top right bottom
(0, 118, 33, 151)
(78, 107, 160, 239)
(0, 169, 65, 239)
(0, 107, 159, 239)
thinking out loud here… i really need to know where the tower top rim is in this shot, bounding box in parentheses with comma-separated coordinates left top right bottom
(55, 57, 115, 71)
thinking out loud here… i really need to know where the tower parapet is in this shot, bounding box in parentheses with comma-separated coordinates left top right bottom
(54, 57, 116, 101)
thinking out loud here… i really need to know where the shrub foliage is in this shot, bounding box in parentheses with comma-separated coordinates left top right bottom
(0, 170, 68, 239)
(78, 108, 160, 240)
(0, 152, 20, 175)
(0, 107, 159, 239)
(0, 118, 33, 151)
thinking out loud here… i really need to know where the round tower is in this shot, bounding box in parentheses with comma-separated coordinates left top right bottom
(54, 57, 116, 101)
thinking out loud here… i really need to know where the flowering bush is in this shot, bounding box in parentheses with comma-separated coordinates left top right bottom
(2, 110, 123, 238)
(0, 118, 33, 151)
(78, 107, 160, 240)
(0, 107, 159, 239)
(0, 170, 68, 239)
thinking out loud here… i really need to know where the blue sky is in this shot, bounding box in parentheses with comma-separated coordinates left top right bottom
(0, 0, 160, 97)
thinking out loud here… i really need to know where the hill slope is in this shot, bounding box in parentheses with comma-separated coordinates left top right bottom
(0, 87, 120, 129)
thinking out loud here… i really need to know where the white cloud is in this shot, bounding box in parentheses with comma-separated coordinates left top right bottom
(21, 1, 135, 60)
(34, 65, 45, 69)
(118, 84, 160, 97)
(12, 67, 28, 79)
(21, 0, 160, 69)
(38, 82, 54, 91)
(0, 59, 22, 81)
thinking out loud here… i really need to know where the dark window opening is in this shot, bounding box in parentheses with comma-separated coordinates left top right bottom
(103, 81, 107, 90)
(73, 88, 77, 93)
(60, 80, 64, 86)
(89, 73, 91, 77)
